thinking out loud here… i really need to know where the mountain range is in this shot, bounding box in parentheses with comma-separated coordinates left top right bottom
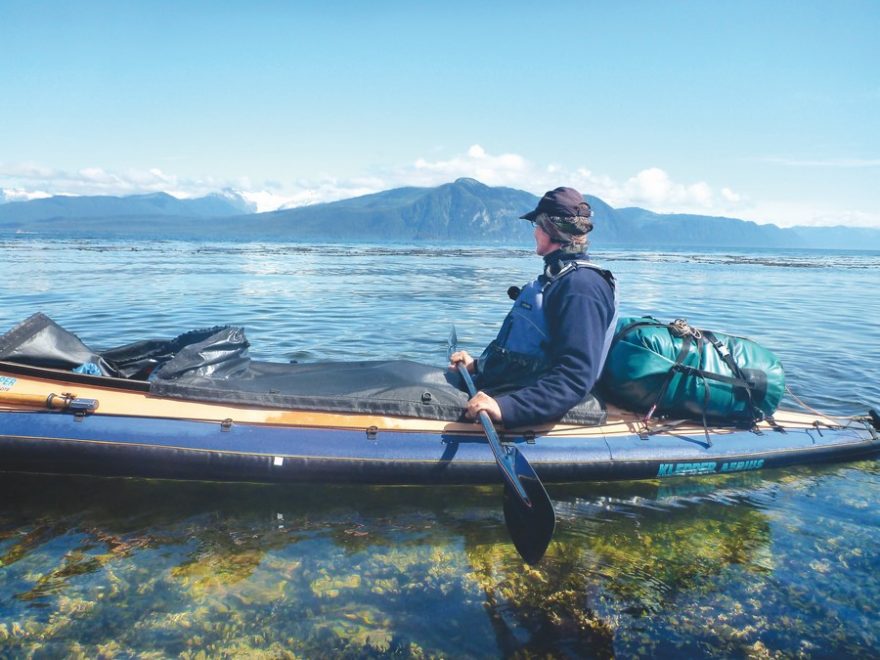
(0, 191, 254, 223)
(1, 179, 878, 250)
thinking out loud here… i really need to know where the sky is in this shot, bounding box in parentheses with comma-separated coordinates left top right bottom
(1, 0, 878, 227)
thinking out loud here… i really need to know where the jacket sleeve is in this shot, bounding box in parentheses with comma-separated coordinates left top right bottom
(495, 269, 614, 428)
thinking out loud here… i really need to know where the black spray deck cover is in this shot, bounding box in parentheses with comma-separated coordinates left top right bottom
(0, 313, 606, 425)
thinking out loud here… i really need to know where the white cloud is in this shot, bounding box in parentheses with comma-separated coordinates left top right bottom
(721, 187, 741, 203)
(0, 188, 53, 202)
(241, 178, 382, 213)
(742, 199, 880, 228)
(622, 168, 675, 205)
(0, 161, 240, 200)
(399, 148, 746, 218)
(410, 143, 529, 188)
(605, 168, 728, 213)
(0, 160, 388, 212)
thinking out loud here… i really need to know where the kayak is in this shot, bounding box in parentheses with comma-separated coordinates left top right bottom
(1, 314, 878, 486)
(1, 362, 878, 485)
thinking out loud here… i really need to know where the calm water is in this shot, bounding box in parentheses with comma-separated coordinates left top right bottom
(1, 239, 879, 657)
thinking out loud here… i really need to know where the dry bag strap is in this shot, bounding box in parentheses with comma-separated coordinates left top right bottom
(644, 333, 694, 423)
(702, 330, 763, 422)
(702, 330, 748, 383)
(608, 318, 664, 355)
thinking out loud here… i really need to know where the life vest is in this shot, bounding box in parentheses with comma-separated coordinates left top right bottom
(476, 260, 618, 391)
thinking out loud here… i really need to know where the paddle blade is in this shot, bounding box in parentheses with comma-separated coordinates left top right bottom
(502, 450, 556, 565)
(448, 328, 556, 562)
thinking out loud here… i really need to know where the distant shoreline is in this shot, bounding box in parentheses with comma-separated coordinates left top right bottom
(3, 232, 880, 257)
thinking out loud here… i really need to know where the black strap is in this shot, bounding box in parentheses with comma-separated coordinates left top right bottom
(641, 334, 717, 445)
(543, 260, 616, 292)
(607, 318, 665, 357)
(698, 369, 712, 446)
(672, 364, 753, 389)
(702, 330, 763, 422)
(702, 331, 749, 384)
(644, 333, 694, 423)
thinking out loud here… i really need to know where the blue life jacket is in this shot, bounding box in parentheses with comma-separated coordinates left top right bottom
(476, 260, 618, 391)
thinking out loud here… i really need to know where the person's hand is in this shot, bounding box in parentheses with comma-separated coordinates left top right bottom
(465, 391, 502, 423)
(448, 350, 475, 373)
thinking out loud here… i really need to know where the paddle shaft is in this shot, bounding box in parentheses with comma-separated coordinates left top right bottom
(456, 363, 532, 506)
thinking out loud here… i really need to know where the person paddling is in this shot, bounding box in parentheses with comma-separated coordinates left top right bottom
(449, 187, 618, 427)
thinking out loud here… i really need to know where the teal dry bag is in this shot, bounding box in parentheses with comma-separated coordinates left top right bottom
(599, 317, 785, 426)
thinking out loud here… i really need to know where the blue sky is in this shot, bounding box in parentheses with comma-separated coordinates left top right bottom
(1, 1, 878, 226)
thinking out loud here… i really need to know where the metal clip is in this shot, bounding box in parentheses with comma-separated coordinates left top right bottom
(50, 392, 99, 413)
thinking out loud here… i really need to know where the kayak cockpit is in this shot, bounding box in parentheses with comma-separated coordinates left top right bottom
(0, 313, 607, 425)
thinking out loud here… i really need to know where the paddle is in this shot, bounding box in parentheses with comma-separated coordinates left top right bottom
(448, 326, 555, 564)
(0, 391, 99, 412)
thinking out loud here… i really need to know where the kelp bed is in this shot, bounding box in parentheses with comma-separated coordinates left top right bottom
(1, 464, 878, 658)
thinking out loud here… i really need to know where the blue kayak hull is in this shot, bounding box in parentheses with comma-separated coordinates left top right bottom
(1, 409, 877, 484)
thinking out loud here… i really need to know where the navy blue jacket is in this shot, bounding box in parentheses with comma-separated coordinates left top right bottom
(493, 250, 616, 428)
